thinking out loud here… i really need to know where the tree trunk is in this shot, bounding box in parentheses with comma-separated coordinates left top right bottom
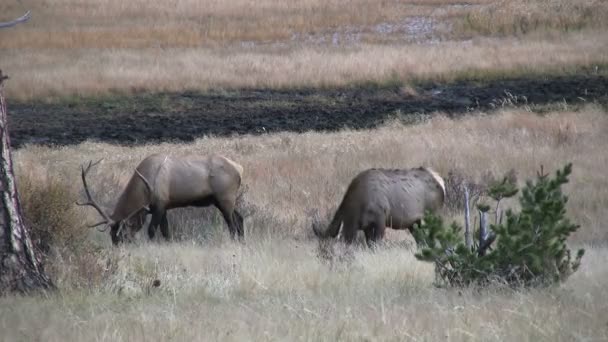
(477, 210, 496, 257)
(0, 70, 54, 295)
(463, 184, 472, 249)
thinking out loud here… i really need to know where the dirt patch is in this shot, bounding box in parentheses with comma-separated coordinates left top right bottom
(8, 74, 607, 148)
(287, 15, 439, 47)
(249, 4, 483, 48)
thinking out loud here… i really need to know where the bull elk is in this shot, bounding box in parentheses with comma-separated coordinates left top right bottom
(312, 166, 445, 248)
(77, 153, 245, 245)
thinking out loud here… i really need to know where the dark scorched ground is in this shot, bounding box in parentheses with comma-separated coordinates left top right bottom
(8, 74, 608, 148)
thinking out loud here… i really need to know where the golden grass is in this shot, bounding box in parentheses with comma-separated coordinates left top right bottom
(2, 0, 607, 100)
(0, 0, 484, 49)
(14, 105, 608, 245)
(0, 236, 606, 340)
(3, 107, 607, 340)
(18, 167, 86, 253)
(3, 30, 607, 101)
(2, 2, 607, 338)
(3, 0, 604, 49)
(459, 0, 608, 36)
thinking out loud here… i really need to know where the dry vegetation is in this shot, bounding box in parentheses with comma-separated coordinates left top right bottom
(2, 0, 608, 340)
(1, 0, 484, 49)
(14, 106, 608, 245)
(4, 31, 607, 101)
(460, 0, 608, 36)
(1, 243, 607, 341)
(1, 106, 607, 340)
(1, 0, 607, 100)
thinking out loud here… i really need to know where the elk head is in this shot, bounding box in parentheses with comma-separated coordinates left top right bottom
(76, 159, 152, 245)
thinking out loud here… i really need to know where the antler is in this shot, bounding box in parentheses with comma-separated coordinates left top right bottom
(77, 158, 159, 240)
(134, 168, 152, 213)
(131, 155, 166, 213)
(0, 11, 31, 29)
(76, 159, 115, 231)
(108, 168, 154, 239)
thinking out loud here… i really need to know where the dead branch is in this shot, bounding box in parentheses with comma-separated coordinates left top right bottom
(0, 11, 31, 29)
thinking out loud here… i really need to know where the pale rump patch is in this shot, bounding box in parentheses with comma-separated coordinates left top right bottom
(223, 157, 244, 178)
(424, 167, 446, 198)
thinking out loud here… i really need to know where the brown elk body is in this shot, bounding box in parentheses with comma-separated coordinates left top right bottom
(78, 153, 245, 245)
(312, 167, 445, 247)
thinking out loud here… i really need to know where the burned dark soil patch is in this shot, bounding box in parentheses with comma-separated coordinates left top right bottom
(9, 74, 608, 148)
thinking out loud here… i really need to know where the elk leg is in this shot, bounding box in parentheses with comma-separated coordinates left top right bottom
(363, 212, 386, 249)
(341, 216, 357, 245)
(147, 218, 156, 240)
(232, 209, 245, 240)
(363, 228, 373, 247)
(147, 209, 164, 241)
(368, 222, 386, 250)
(216, 199, 240, 241)
(363, 225, 379, 249)
(220, 209, 237, 240)
(110, 222, 122, 246)
(159, 212, 171, 241)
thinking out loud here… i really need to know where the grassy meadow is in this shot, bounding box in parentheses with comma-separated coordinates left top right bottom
(4, 106, 608, 341)
(1, 0, 608, 341)
(1, 0, 607, 100)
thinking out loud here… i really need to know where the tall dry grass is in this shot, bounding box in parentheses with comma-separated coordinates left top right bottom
(18, 167, 86, 253)
(2, 0, 607, 100)
(3, 30, 607, 101)
(0, 0, 485, 49)
(459, 0, 608, 36)
(14, 105, 608, 246)
(3, 106, 607, 341)
(3, 0, 604, 49)
(1, 241, 607, 341)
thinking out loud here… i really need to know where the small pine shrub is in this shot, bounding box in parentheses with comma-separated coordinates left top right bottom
(413, 163, 584, 288)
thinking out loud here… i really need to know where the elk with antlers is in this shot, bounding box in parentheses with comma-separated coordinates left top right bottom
(77, 153, 245, 245)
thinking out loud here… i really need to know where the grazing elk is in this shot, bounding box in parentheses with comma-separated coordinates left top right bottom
(77, 153, 245, 245)
(312, 166, 445, 248)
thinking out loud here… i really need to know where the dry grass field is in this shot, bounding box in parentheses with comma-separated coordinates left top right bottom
(2, 0, 608, 340)
(1, 243, 607, 341)
(1, 0, 607, 100)
(1, 106, 607, 341)
(14, 106, 608, 245)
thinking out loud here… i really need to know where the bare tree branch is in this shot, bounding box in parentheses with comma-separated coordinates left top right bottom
(463, 184, 472, 248)
(477, 211, 496, 256)
(478, 232, 496, 257)
(0, 11, 31, 29)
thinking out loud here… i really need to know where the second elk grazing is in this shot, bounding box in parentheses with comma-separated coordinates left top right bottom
(77, 153, 245, 245)
(312, 167, 445, 248)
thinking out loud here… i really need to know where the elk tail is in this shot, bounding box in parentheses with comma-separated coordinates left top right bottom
(425, 167, 446, 200)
